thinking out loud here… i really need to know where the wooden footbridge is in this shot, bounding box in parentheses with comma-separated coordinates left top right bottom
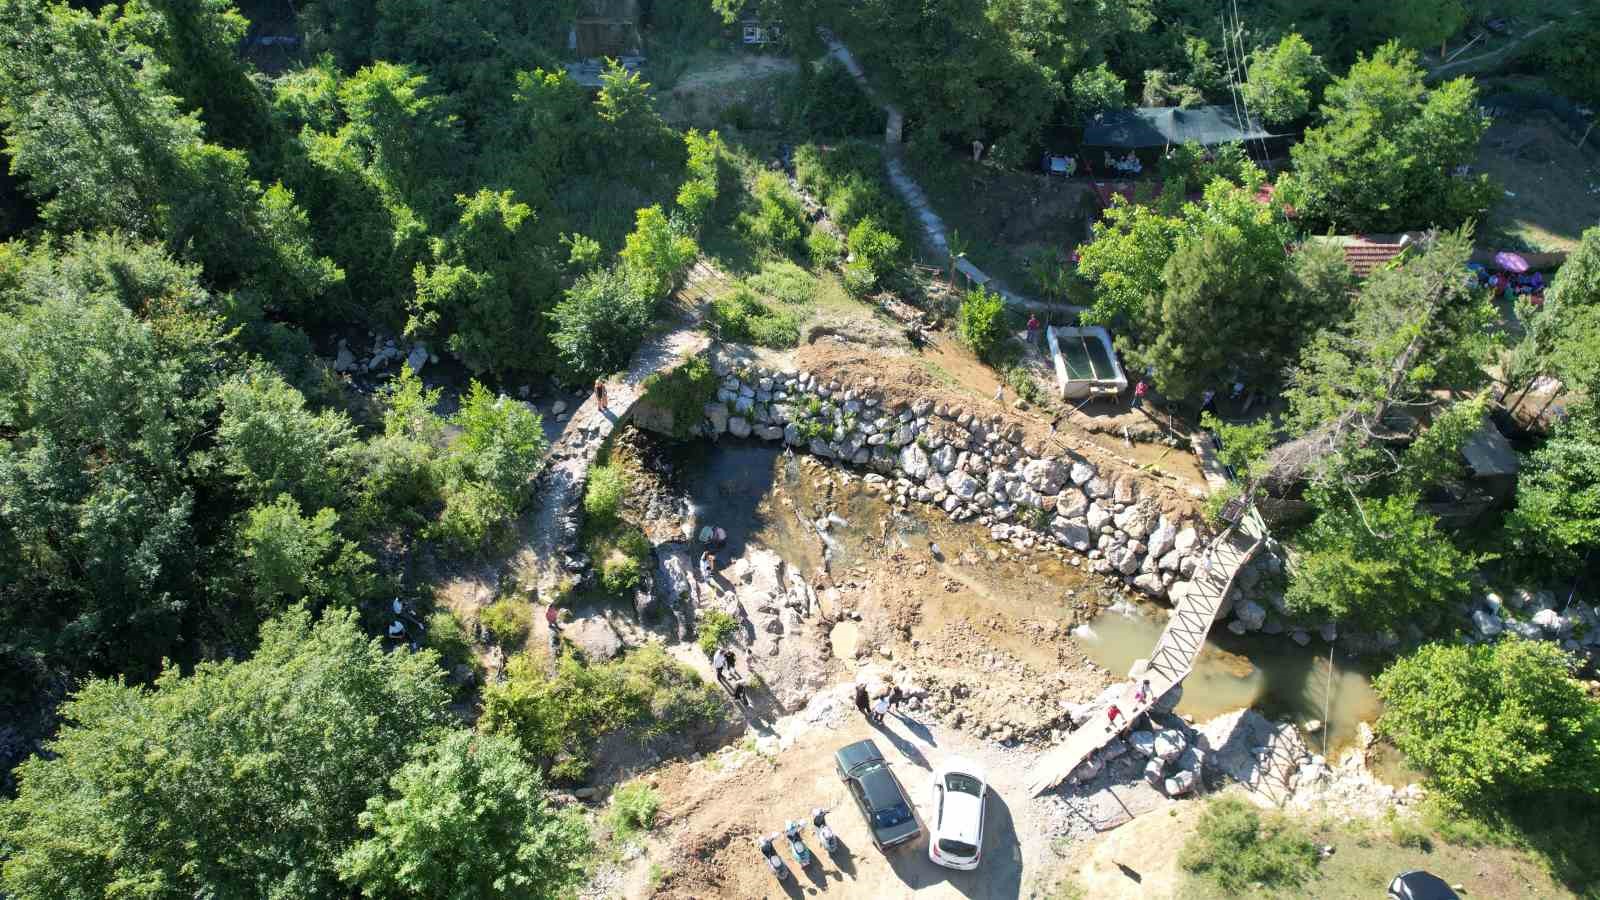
(1028, 502, 1270, 796)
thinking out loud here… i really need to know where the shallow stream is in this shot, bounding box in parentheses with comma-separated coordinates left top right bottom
(668, 438, 1383, 755)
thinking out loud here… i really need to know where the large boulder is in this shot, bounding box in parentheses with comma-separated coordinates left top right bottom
(1086, 502, 1113, 531)
(1023, 458, 1068, 494)
(1174, 526, 1199, 552)
(1110, 545, 1141, 575)
(1164, 769, 1197, 796)
(1234, 599, 1267, 631)
(1128, 730, 1157, 757)
(1532, 608, 1570, 636)
(932, 443, 959, 473)
(947, 469, 980, 499)
(1069, 460, 1096, 485)
(1154, 729, 1187, 762)
(1471, 609, 1504, 639)
(1084, 476, 1113, 498)
(728, 416, 752, 438)
(1133, 572, 1166, 598)
(704, 402, 730, 435)
(899, 443, 932, 480)
(1051, 517, 1092, 551)
(1145, 517, 1178, 560)
(1056, 488, 1089, 518)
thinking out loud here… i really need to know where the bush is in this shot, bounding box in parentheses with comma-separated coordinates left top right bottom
(480, 600, 532, 648)
(747, 260, 816, 305)
(425, 609, 477, 675)
(481, 644, 723, 782)
(841, 258, 877, 297)
(676, 129, 727, 231)
(584, 462, 627, 527)
(600, 554, 642, 596)
(959, 287, 1006, 361)
(1179, 797, 1320, 893)
(639, 356, 719, 439)
(549, 266, 656, 383)
(794, 142, 909, 238)
(430, 481, 507, 553)
(697, 609, 738, 655)
(740, 172, 806, 257)
(791, 59, 880, 137)
(1374, 639, 1600, 804)
(807, 225, 842, 269)
(606, 781, 661, 840)
(709, 286, 801, 348)
(846, 216, 901, 276)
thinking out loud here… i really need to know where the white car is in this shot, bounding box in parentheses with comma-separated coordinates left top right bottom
(927, 760, 987, 870)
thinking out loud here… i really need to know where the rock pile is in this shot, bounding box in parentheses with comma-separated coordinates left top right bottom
(699, 363, 1208, 601)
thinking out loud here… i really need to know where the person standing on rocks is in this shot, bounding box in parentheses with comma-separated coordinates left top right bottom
(854, 682, 871, 718)
(700, 549, 715, 584)
(593, 378, 608, 412)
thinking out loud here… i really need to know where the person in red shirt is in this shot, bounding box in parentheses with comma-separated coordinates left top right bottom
(1106, 703, 1125, 733)
(1132, 380, 1148, 411)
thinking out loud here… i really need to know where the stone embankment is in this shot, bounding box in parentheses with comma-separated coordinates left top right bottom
(692, 360, 1209, 602)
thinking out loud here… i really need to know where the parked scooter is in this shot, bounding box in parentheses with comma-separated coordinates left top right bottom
(757, 834, 788, 881)
(812, 808, 837, 853)
(784, 820, 812, 867)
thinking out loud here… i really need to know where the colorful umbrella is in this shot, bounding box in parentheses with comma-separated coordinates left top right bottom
(1494, 251, 1530, 273)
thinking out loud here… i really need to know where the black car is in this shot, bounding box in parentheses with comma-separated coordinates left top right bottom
(834, 739, 921, 850)
(1388, 870, 1460, 900)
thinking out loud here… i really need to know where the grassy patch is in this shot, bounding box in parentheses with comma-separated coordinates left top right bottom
(746, 259, 817, 305)
(481, 644, 724, 783)
(605, 781, 661, 842)
(639, 356, 719, 440)
(480, 600, 532, 649)
(696, 609, 739, 654)
(583, 462, 627, 527)
(709, 285, 802, 348)
(1180, 797, 1321, 894)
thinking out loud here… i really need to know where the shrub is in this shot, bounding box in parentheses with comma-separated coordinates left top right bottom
(1179, 797, 1320, 893)
(549, 266, 656, 383)
(676, 129, 727, 231)
(606, 781, 661, 840)
(481, 645, 723, 782)
(480, 600, 533, 648)
(709, 286, 801, 348)
(697, 610, 738, 655)
(584, 463, 627, 527)
(841, 258, 877, 297)
(600, 554, 642, 596)
(747, 260, 816, 305)
(640, 356, 719, 439)
(846, 216, 901, 276)
(425, 609, 477, 675)
(1374, 639, 1600, 804)
(791, 59, 879, 137)
(959, 287, 1006, 361)
(740, 171, 806, 257)
(807, 225, 842, 269)
(430, 482, 507, 553)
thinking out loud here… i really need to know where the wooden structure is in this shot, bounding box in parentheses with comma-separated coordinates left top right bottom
(574, 0, 640, 58)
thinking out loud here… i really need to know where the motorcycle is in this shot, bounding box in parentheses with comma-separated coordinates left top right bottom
(757, 834, 788, 881)
(811, 808, 837, 853)
(784, 820, 812, 867)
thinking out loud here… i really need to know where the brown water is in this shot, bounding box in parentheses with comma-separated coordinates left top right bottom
(1073, 605, 1384, 755)
(671, 438, 1382, 754)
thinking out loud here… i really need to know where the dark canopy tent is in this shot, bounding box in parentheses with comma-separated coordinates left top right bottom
(1083, 106, 1276, 149)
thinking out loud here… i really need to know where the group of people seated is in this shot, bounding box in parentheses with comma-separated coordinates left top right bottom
(1468, 262, 1546, 305)
(1039, 150, 1146, 178)
(1105, 151, 1142, 175)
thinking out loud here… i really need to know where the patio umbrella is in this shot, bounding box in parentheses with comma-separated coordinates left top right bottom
(1494, 251, 1529, 272)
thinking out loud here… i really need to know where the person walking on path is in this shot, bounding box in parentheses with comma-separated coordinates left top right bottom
(1105, 703, 1125, 733)
(854, 682, 871, 718)
(1027, 313, 1042, 348)
(593, 378, 608, 412)
(1131, 380, 1148, 411)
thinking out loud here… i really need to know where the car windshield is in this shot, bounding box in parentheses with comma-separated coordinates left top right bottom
(938, 837, 978, 858)
(873, 802, 913, 829)
(945, 773, 983, 796)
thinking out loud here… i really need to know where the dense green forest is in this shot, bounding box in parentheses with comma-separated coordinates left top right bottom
(3, 0, 1600, 895)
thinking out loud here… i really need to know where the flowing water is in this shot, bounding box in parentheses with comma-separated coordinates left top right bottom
(668, 438, 1383, 755)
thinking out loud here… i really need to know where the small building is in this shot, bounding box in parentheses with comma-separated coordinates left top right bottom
(1083, 106, 1279, 151)
(574, 0, 641, 59)
(740, 16, 782, 46)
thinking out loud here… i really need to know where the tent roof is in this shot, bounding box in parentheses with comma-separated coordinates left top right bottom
(1083, 106, 1275, 148)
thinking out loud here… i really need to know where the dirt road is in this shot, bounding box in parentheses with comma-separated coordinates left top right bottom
(644, 682, 1060, 898)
